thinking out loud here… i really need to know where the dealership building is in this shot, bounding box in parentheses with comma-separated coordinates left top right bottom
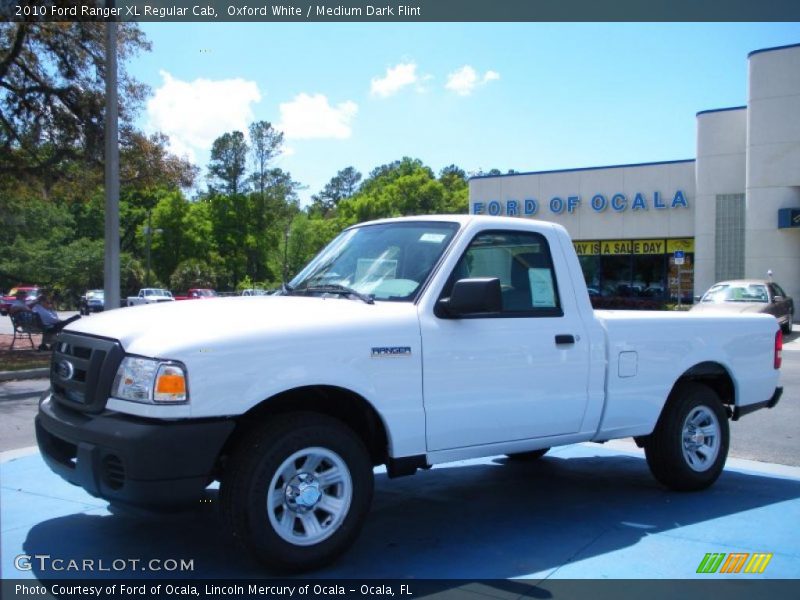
(469, 43, 800, 309)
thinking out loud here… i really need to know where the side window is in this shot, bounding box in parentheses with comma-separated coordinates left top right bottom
(445, 230, 562, 316)
(771, 283, 786, 298)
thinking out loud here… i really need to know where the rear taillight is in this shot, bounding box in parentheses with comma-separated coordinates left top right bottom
(775, 329, 783, 370)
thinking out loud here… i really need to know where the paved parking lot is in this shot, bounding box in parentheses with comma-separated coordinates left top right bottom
(2, 443, 800, 580)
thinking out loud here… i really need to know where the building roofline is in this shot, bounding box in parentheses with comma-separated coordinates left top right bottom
(469, 159, 696, 181)
(748, 42, 800, 58)
(696, 106, 747, 117)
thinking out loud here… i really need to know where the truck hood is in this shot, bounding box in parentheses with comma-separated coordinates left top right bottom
(63, 295, 419, 358)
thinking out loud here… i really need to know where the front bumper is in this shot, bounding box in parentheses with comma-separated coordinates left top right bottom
(36, 394, 235, 507)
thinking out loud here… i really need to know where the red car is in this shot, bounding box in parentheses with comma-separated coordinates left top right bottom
(0, 286, 40, 316)
(174, 288, 217, 301)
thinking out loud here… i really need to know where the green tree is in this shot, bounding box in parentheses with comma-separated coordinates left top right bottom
(337, 157, 452, 222)
(208, 131, 248, 194)
(0, 22, 150, 187)
(170, 259, 217, 291)
(310, 166, 362, 217)
(249, 121, 284, 195)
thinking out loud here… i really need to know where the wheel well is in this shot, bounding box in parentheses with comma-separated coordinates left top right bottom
(673, 361, 735, 408)
(221, 385, 390, 469)
(633, 362, 736, 447)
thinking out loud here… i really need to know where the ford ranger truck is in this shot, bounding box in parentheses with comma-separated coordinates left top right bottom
(36, 215, 783, 572)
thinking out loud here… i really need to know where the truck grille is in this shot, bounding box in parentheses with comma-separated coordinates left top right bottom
(50, 332, 125, 413)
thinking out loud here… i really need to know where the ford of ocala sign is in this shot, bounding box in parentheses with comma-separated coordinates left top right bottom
(472, 190, 689, 217)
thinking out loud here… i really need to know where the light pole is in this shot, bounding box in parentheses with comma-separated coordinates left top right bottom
(103, 1, 120, 309)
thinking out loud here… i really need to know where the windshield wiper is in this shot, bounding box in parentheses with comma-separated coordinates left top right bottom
(301, 284, 375, 304)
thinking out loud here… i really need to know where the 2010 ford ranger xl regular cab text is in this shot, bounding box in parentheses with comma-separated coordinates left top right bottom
(36, 215, 783, 571)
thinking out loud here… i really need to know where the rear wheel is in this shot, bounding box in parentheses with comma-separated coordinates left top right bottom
(506, 448, 549, 461)
(644, 383, 729, 491)
(220, 413, 373, 572)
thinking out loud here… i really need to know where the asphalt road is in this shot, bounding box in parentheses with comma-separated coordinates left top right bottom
(2, 331, 798, 463)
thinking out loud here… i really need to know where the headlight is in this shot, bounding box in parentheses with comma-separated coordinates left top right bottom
(111, 357, 189, 404)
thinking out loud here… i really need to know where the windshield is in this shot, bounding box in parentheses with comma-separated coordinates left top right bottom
(288, 221, 460, 301)
(701, 283, 769, 303)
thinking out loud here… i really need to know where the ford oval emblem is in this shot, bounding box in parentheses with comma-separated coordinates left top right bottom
(56, 360, 74, 381)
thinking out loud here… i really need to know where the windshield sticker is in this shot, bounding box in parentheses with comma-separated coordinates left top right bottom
(420, 233, 447, 243)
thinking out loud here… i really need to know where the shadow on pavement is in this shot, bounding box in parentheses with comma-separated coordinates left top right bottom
(20, 450, 800, 581)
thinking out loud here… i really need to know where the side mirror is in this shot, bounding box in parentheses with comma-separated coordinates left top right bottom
(773, 295, 784, 303)
(437, 277, 502, 317)
(694, 295, 701, 303)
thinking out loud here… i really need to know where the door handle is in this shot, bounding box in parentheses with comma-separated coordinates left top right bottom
(555, 334, 575, 345)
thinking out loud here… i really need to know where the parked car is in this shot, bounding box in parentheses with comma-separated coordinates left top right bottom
(79, 290, 105, 315)
(0, 286, 40, 316)
(691, 279, 794, 334)
(241, 288, 269, 296)
(126, 288, 174, 307)
(174, 288, 217, 301)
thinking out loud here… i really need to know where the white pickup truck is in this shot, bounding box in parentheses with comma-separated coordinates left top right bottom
(37, 215, 783, 572)
(126, 287, 174, 306)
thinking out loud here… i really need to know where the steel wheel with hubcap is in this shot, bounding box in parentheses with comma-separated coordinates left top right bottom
(644, 382, 729, 491)
(221, 413, 373, 572)
(680, 406, 721, 472)
(268, 447, 353, 547)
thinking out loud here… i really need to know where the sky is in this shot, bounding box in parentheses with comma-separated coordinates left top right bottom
(127, 22, 800, 205)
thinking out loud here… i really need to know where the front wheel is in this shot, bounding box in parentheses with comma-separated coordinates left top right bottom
(220, 413, 374, 572)
(644, 382, 729, 491)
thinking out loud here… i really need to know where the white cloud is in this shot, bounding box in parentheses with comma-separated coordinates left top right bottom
(146, 70, 261, 161)
(277, 93, 358, 140)
(445, 65, 500, 96)
(370, 63, 419, 97)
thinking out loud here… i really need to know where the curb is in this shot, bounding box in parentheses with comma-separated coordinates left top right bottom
(0, 368, 49, 381)
(0, 388, 47, 402)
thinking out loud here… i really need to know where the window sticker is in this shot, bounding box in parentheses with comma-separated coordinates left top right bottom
(420, 233, 447, 243)
(529, 268, 556, 308)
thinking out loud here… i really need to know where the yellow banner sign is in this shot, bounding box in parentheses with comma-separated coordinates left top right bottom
(667, 238, 695, 253)
(573, 238, 693, 256)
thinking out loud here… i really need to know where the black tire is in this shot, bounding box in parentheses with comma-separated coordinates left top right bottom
(220, 412, 374, 572)
(781, 312, 793, 335)
(506, 448, 550, 461)
(644, 382, 729, 491)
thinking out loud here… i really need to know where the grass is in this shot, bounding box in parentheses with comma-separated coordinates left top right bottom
(0, 334, 50, 372)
